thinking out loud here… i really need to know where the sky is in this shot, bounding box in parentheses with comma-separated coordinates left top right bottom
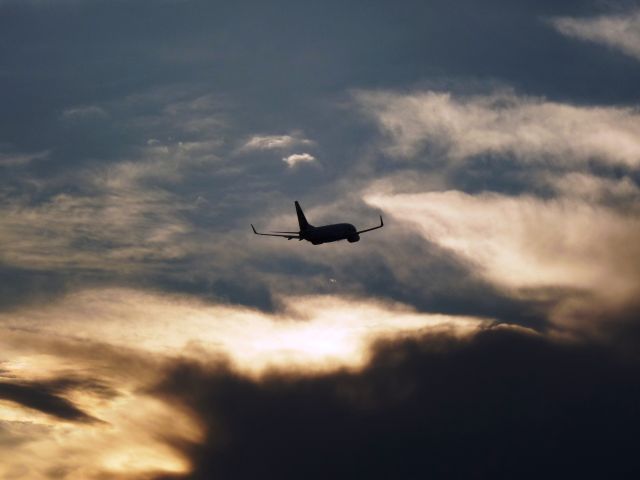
(1, 0, 640, 478)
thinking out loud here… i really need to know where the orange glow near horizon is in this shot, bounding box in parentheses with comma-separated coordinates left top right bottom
(0, 289, 489, 375)
(0, 288, 491, 479)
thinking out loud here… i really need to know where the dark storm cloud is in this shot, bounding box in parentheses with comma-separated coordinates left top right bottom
(156, 327, 640, 480)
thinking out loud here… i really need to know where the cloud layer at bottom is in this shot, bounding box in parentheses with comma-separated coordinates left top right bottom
(0, 288, 489, 479)
(158, 327, 640, 480)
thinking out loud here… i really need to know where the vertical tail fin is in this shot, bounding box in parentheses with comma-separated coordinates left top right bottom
(295, 201, 312, 231)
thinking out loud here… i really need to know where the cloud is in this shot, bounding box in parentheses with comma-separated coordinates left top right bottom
(366, 189, 640, 337)
(356, 90, 640, 167)
(0, 2, 639, 476)
(0, 116, 226, 275)
(551, 10, 640, 61)
(61, 105, 109, 120)
(0, 174, 192, 271)
(0, 286, 495, 478)
(282, 152, 317, 168)
(5, 284, 635, 479)
(0, 380, 98, 423)
(0, 150, 48, 167)
(539, 171, 640, 206)
(239, 133, 314, 152)
(0, 328, 201, 479)
(156, 327, 640, 480)
(0, 288, 489, 376)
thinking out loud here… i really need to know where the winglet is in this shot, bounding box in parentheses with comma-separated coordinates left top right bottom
(251, 224, 257, 234)
(355, 215, 384, 235)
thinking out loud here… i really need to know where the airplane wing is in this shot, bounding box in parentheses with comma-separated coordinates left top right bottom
(251, 224, 300, 240)
(356, 215, 384, 235)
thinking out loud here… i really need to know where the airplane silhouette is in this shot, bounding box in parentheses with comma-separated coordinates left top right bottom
(252, 201, 383, 245)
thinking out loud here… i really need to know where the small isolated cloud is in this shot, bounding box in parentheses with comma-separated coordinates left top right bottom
(239, 133, 314, 152)
(551, 10, 640, 61)
(282, 152, 317, 168)
(61, 105, 108, 120)
(356, 90, 640, 167)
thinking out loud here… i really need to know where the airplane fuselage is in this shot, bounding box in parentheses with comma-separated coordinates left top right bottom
(301, 223, 360, 245)
(251, 201, 382, 245)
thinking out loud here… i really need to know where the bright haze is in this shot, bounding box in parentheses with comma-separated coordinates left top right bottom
(1, 1, 640, 479)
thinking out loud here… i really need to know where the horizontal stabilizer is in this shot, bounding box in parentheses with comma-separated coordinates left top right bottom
(251, 224, 300, 239)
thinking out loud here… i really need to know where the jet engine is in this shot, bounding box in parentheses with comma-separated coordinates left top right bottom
(347, 234, 360, 243)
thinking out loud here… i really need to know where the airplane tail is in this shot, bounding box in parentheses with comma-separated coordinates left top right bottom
(295, 201, 312, 231)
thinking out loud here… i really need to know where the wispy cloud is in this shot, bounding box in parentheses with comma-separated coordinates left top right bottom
(551, 10, 640, 61)
(0, 89, 231, 274)
(0, 150, 48, 167)
(539, 172, 640, 205)
(366, 189, 640, 336)
(0, 173, 191, 271)
(356, 90, 640, 167)
(61, 105, 108, 120)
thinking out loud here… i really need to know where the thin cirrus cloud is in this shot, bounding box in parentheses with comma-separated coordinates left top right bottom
(365, 189, 640, 336)
(356, 90, 640, 167)
(366, 190, 640, 294)
(551, 10, 640, 61)
(356, 82, 640, 338)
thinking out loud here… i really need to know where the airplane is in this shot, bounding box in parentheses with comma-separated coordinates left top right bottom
(251, 201, 383, 245)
